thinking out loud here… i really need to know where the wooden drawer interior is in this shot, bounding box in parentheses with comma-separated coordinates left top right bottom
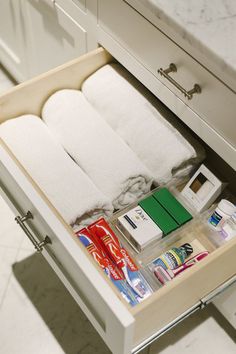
(0, 47, 236, 352)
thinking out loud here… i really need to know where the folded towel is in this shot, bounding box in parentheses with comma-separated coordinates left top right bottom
(0, 115, 113, 226)
(82, 63, 205, 184)
(42, 90, 153, 209)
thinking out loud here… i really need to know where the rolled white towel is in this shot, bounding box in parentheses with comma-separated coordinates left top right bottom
(42, 90, 153, 209)
(0, 115, 113, 226)
(82, 63, 205, 184)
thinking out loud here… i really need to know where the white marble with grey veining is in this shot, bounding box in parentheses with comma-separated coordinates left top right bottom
(128, 0, 236, 88)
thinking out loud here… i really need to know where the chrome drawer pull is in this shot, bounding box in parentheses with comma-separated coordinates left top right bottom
(15, 211, 51, 252)
(157, 63, 201, 100)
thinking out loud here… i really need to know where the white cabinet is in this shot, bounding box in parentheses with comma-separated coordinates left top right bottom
(23, 0, 88, 77)
(56, 0, 98, 51)
(0, 0, 28, 82)
(0, 0, 98, 81)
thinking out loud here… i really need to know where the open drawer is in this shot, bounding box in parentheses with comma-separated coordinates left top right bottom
(1, 47, 236, 354)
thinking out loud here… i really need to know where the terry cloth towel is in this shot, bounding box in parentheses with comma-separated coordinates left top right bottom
(82, 63, 205, 184)
(42, 90, 153, 209)
(0, 115, 113, 226)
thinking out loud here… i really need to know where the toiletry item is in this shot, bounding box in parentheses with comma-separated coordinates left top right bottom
(88, 218, 152, 302)
(154, 251, 209, 284)
(152, 243, 193, 272)
(208, 199, 236, 230)
(76, 228, 138, 306)
(117, 206, 163, 252)
(139, 196, 178, 235)
(181, 164, 225, 212)
(220, 212, 236, 240)
(153, 188, 192, 226)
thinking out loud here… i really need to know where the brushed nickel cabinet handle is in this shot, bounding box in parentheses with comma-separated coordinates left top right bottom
(157, 63, 201, 100)
(15, 211, 51, 252)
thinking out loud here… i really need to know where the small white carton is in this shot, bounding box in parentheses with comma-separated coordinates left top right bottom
(181, 164, 225, 212)
(117, 206, 163, 252)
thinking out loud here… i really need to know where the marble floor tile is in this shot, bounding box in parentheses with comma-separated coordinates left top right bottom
(0, 267, 65, 354)
(0, 249, 111, 354)
(0, 195, 25, 249)
(19, 230, 37, 251)
(150, 305, 236, 354)
(0, 246, 18, 306)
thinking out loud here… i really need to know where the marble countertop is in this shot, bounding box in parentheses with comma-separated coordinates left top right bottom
(126, 0, 236, 90)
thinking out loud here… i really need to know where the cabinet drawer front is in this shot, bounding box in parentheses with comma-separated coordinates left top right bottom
(98, 0, 236, 151)
(55, 0, 98, 51)
(24, 0, 87, 77)
(0, 1, 27, 82)
(72, 0, 86, 12)
(1, 47, 236, 353)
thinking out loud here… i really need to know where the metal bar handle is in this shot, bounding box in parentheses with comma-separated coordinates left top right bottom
(15, 211, 51, 252)
(157, 63, 201, 100)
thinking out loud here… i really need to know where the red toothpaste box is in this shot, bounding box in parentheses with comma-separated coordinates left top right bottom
(88, 218, 152, 302)
(75, 227, 138, 306)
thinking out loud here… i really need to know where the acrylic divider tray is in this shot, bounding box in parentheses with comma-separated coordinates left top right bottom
(195, 205, 236, 248)
(109, 184, 195, 256)
(109, 215, 219, 291)
(108, 184, 226, 291)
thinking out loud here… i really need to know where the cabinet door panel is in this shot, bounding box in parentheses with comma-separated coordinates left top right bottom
(0, 0, 27, 81)
(24, 0, 87, 77)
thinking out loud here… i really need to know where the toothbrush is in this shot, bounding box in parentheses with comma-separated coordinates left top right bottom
(154, 251, 209, 284)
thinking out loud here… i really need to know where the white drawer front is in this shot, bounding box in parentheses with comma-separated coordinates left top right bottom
(0, 1, 28, 82)
(98, 0, 236, 162)
(0, 142, 134, 354)
(24, 0, 87, 77)
(71, 0, 86, 12)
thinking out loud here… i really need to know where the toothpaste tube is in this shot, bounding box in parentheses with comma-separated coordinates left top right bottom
(75, 228, 138, 307)
(88, 218, 152, 302)
(153, 251, 209, 285)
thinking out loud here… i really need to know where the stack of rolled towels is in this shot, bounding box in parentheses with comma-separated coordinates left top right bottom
(0, 63, 205, 229)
